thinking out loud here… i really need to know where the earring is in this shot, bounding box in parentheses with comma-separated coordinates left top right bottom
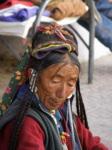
(34, 87, 38, 93)
(29, 73, 35, 86)
(30, 70, 38, 92)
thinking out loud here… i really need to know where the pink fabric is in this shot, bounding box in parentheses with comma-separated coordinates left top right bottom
(0, 0, 34, 9)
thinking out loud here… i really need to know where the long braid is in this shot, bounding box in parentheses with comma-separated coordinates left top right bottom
(76, 79, 89, 129)
(9, 93, 33, 150)
(9, 69, 38, 150)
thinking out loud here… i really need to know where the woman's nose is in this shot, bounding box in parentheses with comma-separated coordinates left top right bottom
(56, 83, 67, 99)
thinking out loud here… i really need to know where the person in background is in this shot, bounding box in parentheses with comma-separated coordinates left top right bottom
(78, 0, 112, 52)
(0, 23, 108, 150)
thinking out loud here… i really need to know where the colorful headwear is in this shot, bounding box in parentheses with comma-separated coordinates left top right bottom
(0, 24, 78, 117)
(30, 24, 78, 59)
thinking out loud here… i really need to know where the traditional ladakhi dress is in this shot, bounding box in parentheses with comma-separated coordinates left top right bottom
(0, 82, 108, 150)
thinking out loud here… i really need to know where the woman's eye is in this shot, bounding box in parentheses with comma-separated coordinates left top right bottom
(68, 83, 75, 87)
(52, 80, 60, 83)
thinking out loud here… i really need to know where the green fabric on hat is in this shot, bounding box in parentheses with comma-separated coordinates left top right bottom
(0, 46, 31, 118)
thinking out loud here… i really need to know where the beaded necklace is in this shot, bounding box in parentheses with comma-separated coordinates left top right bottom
(50, 110, 70, 144)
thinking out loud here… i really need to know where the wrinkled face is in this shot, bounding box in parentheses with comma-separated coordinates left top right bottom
(36, 63, 79, 110)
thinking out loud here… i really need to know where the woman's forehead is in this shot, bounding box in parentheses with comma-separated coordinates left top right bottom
(41, 63, 79, 78)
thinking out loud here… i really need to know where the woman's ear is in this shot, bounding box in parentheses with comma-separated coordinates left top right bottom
(28, 68, 34, 79)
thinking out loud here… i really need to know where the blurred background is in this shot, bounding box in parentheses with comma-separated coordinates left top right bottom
(0, 0, 112, 149)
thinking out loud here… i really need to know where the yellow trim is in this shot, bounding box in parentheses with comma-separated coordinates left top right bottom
(32, 43, 72, 56)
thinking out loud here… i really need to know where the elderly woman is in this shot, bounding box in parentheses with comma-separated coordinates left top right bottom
(0, 24, 108, 150)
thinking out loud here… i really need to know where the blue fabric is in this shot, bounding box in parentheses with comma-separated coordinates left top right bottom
(95, 13, 112, 51)
(78, 0, 112, 51)
(55, 109, 62, 122)
(62, 100, 80, 150)
(0, 7, 50, 22)
(54, 109, 64, 134)
(95, 0, 112, 51)
(95, 0, 112, 20)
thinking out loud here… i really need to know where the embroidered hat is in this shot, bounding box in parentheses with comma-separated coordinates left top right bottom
(0, 23, 78, 117)
(30, 24, 78, 59)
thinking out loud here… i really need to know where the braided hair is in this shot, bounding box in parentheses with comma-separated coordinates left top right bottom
(9, 27, 89, 150)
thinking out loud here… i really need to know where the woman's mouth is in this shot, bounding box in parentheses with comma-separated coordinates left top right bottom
(49, 98, 61, 106)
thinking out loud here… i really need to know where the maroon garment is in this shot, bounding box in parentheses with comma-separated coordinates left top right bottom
(0, 117, 45, 150)
(0, 116, 108, 150)
(75, 116, 109, 150)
